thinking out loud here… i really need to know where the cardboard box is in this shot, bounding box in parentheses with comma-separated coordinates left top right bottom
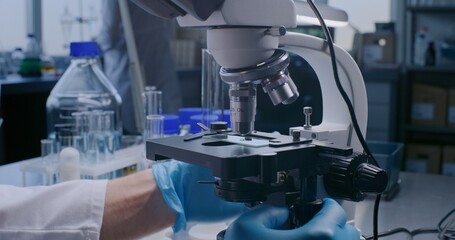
(406, 144, 441, 174)
(411, 84, 447, 126)
(442, 145, 455, 176)
(447, 89, 455, 128)
(353, 32, 396, 67)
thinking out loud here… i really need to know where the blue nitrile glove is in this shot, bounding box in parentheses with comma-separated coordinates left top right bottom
(224, 198, 360, 240)
(152, 160, 247, 233)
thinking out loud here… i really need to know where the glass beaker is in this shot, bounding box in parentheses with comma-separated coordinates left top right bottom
(143, 90, 163, 138)
(41, 139, 55, 165)
(40, 139, 58, 185)
(143, 90, 163, 117)
(145, 115, 164, 140)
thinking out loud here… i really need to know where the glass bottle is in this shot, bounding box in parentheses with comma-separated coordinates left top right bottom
(10, 47, 25, 74)
(20, 33, 42, 77)
(413, 27, 428, 66)
(46, 42, 122, 154)
(425, 41, 436, 66)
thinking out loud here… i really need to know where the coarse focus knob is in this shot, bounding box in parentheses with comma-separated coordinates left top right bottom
(323, 154, 388, 202)
(354, 163, 388, 194)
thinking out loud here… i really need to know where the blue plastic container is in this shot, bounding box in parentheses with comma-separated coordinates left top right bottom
(178, 108, 203, 126)
(367, 141, 404, 194)
(163, 114, 180, 135)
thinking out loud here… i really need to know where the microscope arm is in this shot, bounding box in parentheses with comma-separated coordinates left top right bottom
(280, 32, 368, 152)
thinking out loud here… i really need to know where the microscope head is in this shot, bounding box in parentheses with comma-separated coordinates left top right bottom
(130, 0, 301, 135)
(205, 26, 300, 135)
(130, 0, 347, 135)
(219, 49, 299, 135)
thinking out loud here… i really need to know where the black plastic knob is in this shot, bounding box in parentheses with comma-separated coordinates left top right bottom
(354, 163, 388, 194)
(323, 154, 388, 202)
(210, 121, 228, 131)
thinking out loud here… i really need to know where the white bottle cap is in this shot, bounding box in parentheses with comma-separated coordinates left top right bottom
(59, 147, 81, 182)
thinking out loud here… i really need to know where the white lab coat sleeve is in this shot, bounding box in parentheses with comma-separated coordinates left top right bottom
(0, 180, 108, 240)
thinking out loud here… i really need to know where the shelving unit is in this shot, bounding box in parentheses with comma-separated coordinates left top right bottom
(406, 66, 455, 73)
(407, 6, 455, 13)
(399, 69, 455, 145)
(398, 1, 455, 174)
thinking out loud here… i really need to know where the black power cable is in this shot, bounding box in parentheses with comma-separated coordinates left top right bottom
(364, 227, 412, 239)
(305, 1, 382, 240)
(305, 1, 378, 167)
(364, 208, 455, 239)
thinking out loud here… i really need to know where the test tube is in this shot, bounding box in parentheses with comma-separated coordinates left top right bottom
(72, 112, 87, 165)
(41, 139, 57, 185)
(93, 110, 106, 164)
(143, 90, 162, 116)
(145, 114, 164, 140)
(57, 128, 74, 148)
(41, 139, 54, 165)
(143, 90, 163, 139)
(144, 85, 157, 92)
(104, 110, 115, 159)
(85, 111, 98, 165)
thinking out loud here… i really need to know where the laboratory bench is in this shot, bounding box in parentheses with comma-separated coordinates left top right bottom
(356, 172, 455, 240)
(0, 74, 59, 165)
(0, 153, 453, 240)
(0, 74, 59, 95)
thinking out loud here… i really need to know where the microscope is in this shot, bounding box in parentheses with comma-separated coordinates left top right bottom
(134, 0, 388, 234)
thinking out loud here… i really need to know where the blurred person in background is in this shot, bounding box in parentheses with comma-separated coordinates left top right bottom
(97, 0, 182, 135)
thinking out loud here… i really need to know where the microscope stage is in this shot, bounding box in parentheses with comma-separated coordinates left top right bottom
(145, 131, 351, 179)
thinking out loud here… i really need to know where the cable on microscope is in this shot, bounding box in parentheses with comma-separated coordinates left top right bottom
(364, 228, 411, 239)
(305, 1, 381, 240)
(305, 1, 378, 167)
(364, 208, 455, 239)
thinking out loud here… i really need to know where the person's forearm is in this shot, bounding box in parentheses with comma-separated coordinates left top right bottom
(100, 169, 176, 240)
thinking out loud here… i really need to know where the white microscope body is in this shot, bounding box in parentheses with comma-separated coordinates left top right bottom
(175, 0, 367, 152)
(134, 0, 370, 234)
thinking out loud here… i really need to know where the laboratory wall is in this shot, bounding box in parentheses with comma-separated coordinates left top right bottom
(0, 0, 102, 56)
(0, 1, 392, 56)
(42, 0, 102, 56)
(328, 0, 392, 51)
(0, 0, 27, 51)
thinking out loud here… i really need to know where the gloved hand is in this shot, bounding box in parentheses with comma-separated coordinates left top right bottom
(152, 160, 247, 233)
(224, 198, 360, 240)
